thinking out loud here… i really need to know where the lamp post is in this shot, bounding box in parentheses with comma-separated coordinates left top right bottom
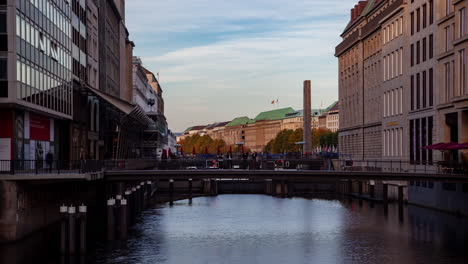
(174, 144, 181, 156)
(235, 142, 244, 158)
(295, 142, 305, 159)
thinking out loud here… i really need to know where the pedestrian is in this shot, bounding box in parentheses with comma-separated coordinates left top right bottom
(217, 153, 224, 169)
(226, 151, 233, 169)
(46, 151, 53, 173)
(251, 152, 258, 170)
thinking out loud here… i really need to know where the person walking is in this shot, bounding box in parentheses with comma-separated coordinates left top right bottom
(251, 152, 258, 170)
(46, 151, 53, 173)
(226, 151, 233, 169)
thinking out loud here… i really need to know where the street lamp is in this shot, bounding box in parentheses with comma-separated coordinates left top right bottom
(295, 142, 305, 158)
(174, 144, 181, 156)
(235, 142, 244, 157)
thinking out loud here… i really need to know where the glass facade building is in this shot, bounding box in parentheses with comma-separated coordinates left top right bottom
(15, 0, 73, 117)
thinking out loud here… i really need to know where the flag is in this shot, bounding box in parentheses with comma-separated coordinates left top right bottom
(276, 99, 279, 104)
(271, 100, 275, 104)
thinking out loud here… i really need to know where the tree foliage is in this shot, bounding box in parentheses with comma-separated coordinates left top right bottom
(264, 128, 338, 154)
(178, 134, 228, 154)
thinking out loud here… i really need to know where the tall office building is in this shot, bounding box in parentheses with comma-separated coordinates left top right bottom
(0, 0, 73, 162)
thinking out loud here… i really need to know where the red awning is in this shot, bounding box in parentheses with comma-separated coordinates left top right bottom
(422, 142, 460, 150)
(447, 143, 468, 150)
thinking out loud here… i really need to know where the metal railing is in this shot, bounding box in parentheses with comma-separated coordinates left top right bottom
(2, 158, 466, 176)
(0, 160, 103, 175)
(337, 159, 468, 175)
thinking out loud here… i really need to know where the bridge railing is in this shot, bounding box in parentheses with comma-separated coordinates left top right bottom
(0, 160, 103, 175)
(139, 158, 325, 171)
(337, 159, 468, 175)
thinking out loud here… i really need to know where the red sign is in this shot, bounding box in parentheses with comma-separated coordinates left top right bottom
(30, 113, 50, 141)
(0, 109, 13, 138)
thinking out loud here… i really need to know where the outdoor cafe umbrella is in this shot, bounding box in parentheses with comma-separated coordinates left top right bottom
(168, 148, 172, 158)
(192, 146, 196, 155)
(205, 146, 209, 154)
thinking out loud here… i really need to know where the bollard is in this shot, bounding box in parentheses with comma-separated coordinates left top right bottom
(287, 181, 294, 197)
(281, 180, 286, 198)
(78, 204, 87, 255)
(147, 181, 152, 200)
(68, 206, 76, 255)
(369, 181, 375, 199)
(120, 198, 128, 239)
(188, 179, 193, 200)
(107, 198, 115, 241)
(135, 186, 141, 214)
(398, 185, 404, 205)
(140, 182, 146, 208)
(60, 205, 68, 255)
(169, 179, 174, 205)
(125, 190, 132, 227)
(131, 187, 136, 224)
(383, 183, 388, 204)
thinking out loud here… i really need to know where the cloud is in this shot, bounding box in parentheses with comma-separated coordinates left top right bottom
(126, 0, 356, 131)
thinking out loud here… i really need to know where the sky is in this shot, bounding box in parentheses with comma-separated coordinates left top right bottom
(125, 0, 355, 132)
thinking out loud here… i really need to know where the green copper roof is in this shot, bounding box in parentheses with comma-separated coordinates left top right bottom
(226, 116, 255, 127)
(325, 101, 339, 112)
(361, 0, 375, 17)
(183, 126, 193, 133)
(254, 107, 296, 121)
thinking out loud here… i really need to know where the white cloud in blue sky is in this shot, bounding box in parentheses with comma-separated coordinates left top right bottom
(125, 0, 356, 132)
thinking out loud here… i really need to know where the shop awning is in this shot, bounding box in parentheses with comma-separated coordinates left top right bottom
(448, 143, 468, 149)
(421, 142, 460, 150)
(86, 87, 154, 127)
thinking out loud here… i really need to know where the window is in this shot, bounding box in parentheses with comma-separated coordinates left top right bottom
(411, 12, 414, 35)
(446, 0, 452, 16)
(0, 13, 5, 33)
(383, 28, 387, 44)
(417, 41, 420, 64)
(429, 68, 434, 106)
(460, 49, 466, 96)
(416, 119, 420, 161)
(429, 34, 434, 58)
(423, 38, 427, 62)
(423, 4, 427, 28)
(446, 26, 451, 52)
(428, 116, 433, 163)
(445, 63, 451, 101)
(417, 8, 421, 32)
(411, 75, 415, 110)
(400, 47, 403, 75)
(461, 8, 466, 37)
(410, 120, 414, 162)
(423, 71, 427, 108)
(430, 0, 434, 24)
(417, 73, 421, 109)
(411, 44, 414, 66)
(0, 58, 6, 79)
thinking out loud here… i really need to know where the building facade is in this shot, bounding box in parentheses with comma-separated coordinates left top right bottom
(178, 103, 339, 153)
(0, 0, 73, 164)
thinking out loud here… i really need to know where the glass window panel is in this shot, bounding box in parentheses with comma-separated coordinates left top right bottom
(21, 62, 25, 83)
(20, 17, 25, 40)
(16, 60, 21, 82)
(16, 15, 20, 37)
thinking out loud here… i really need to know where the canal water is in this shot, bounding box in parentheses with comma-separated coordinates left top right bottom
(2, 195, 468, 264)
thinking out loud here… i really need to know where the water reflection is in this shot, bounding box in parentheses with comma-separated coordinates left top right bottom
(1, 195, 468, 264)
